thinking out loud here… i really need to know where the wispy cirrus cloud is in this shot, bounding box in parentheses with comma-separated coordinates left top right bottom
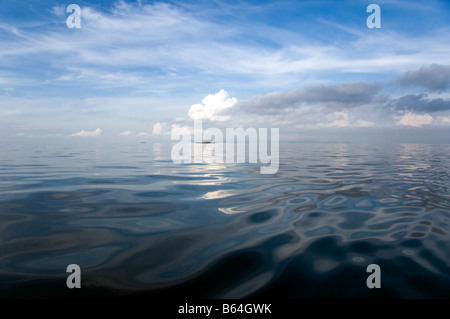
(1, 1, 450, 142)
(1, 1, 450, 95)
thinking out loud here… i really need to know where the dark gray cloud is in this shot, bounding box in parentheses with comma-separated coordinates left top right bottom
(397, 64, 450, 91)
(388, 93, 450, 113)
(300, 82, 382, 104)
(233, 82, 382, 115)
(208, 66, 450, 133)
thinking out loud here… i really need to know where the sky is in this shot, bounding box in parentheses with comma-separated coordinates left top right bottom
(1, 0, 450, 143)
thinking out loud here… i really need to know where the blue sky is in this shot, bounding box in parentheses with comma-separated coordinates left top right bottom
(1, 0, 450, 142)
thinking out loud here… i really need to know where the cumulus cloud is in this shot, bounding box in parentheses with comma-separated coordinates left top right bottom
(119, 130, 134, 136)
(397, 64, 450, 92)
(152, 122, 163, 135)
(395, 112, 433, 127)
(185, 73, 450, 135)
(188, 89, 238, 121)
(170, 123, 194, 136)
(71, 128, 102, 137)
(152, 122, 174, 135)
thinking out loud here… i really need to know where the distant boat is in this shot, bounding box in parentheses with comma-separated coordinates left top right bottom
(195, 141, 214, 144)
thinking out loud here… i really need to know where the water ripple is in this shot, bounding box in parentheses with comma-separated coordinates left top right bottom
(1, 141, 450, 298)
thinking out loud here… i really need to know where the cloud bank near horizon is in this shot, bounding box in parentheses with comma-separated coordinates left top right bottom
(149, 64, 450, 139)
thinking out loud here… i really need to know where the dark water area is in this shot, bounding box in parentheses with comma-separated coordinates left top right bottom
(1, 139, 449, 298)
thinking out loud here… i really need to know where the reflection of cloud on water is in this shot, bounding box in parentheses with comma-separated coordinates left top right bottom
(152, 142, 163, 161)
(201, 189, 238, 200)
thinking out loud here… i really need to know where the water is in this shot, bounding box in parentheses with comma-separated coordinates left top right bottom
(1, 139, 449, 298)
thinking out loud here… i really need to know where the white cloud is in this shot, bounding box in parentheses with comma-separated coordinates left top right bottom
(136, 132, 150, 138)
(14, 132, 63, 138)
(2, 2, 450, 143)
(152, 122, 175, 135)
(0, 1, 449, 99)
(71, 128, 103, 137)
(119, 130, 134, 136)
(152, 122, 163, 135)
(316, 111, 375, 128)
(436, 116, 450, 125)
(37, 3, 449, 80)
(395, 112, 433, 127)
(51, 5, 66, 17)
(188, 89, 238, 121)
(318, 111, 351, 128)
(171, 123, 193, 135)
